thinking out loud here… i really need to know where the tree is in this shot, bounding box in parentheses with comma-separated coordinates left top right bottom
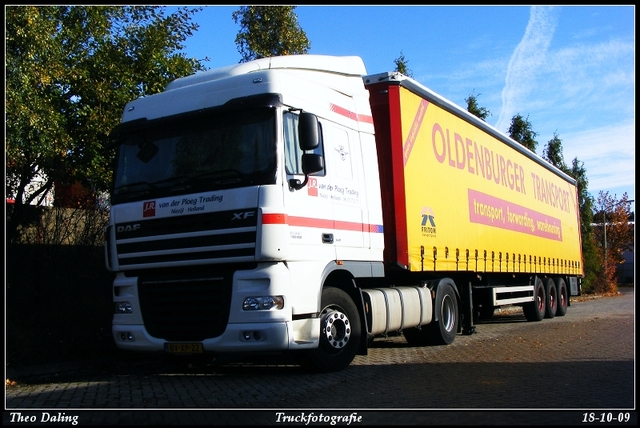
(508, 114, 538, 152)
(567, 157, 599, 293)
(465, 90, 491, 121)
(232, 6, 310, 63)
(540, 132, 600, 294)
(6, 6, 206, 244)
(592, 192, 634, 293)
(542, 131, 567, 171)
(394, 50, 413, 77)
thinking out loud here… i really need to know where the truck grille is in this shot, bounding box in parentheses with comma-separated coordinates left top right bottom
(138, 272, 233, 341)
(114, 209, 257, 268)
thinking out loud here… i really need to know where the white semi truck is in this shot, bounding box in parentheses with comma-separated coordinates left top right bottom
(105, 55, 583, 372)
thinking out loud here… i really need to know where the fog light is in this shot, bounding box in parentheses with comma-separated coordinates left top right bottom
(119, 332, 134, 341)
(241, 331, 264, 341)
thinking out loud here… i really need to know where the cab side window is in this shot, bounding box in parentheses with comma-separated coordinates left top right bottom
(284, 111, 325, 176)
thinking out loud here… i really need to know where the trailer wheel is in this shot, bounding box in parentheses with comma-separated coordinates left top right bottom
(555, 278, 568, 317)
(523, 277, 546, 322)
(301, 287, 361, 372)
(543, 277, 557, 319)
(426, 282, 459, 345)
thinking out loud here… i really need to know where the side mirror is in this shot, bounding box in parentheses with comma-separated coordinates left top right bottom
(302, 154, 324, 175)
(298, 112, 319, 151)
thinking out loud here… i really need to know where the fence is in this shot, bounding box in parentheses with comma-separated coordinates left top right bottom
(6, 244, 117, 366)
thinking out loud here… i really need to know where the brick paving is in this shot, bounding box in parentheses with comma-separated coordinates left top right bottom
(4, 288, 635, 425)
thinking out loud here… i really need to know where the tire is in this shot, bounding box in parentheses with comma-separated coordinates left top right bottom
(425, 282, 459, 345)
(555, 277, 568, 317)
(301, 287, 361, 372)
(523, 277, 546, 322)
(543, 277, 557, 319)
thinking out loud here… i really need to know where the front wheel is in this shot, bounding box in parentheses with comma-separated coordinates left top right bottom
(301, 287, 361, 372)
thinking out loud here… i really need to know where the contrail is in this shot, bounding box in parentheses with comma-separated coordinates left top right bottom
(496, 6, 559, 133)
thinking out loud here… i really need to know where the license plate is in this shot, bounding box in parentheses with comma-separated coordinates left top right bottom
(164, 343, 203, 354)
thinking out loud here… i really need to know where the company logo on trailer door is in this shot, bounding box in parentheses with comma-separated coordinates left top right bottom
(421, 206, 436, 237)
(143, 201, 156, 217)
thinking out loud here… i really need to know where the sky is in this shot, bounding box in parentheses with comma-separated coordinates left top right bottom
(171, 5, 635, 211)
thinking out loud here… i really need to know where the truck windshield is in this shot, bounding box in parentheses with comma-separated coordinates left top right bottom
(111, 107, 277, 204)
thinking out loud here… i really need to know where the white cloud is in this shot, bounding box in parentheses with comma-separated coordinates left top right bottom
(496, 6, 560, 131)
(493, 6, 634, 202)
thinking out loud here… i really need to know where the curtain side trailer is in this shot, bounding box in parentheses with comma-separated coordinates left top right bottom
(362, 71, 583, 349)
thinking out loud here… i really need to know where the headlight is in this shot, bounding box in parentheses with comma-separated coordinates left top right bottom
(115, 301, 133, 314)
(242, 296, 284, 311)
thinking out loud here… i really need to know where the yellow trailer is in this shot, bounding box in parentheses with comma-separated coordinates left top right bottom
(364, 72, 583, 331)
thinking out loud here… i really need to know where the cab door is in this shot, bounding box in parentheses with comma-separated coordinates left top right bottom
(282, 111, 336, 263)
(323, 121, 367, 259)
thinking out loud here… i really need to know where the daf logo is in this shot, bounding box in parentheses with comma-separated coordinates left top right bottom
(117, 224, 141, 233)
(232, 211, 255, 220)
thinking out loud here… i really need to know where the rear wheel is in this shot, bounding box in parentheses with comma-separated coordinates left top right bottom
(555, 278, 568, 317)
(543, 277, 557, 319)
(523, 277, 546, 322)
(301, 287, 361, 372)
(426, 282, 459, 345)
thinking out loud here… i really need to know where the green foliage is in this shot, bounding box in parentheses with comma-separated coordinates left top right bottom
(566, 157, 599, 293)
(580, 232, 600, 294)
(591, 192, 634, 293)
(540, 134, 602, 293)
(508, 113, 538, 152)
(394, 51, 413, 77)
(542, 132, 566, 170)
(465, 90, 491, 121)
(232, 6, 310, 63)
(6, 6, 206, 243)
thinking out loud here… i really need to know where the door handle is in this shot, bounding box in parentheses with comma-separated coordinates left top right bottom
(322, 233, 334, 244)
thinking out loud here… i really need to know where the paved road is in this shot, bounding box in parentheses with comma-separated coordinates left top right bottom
(4, 288, 636, 426)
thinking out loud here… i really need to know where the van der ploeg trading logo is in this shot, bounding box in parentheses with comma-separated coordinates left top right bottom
(308, 177, 318, 197)
(421, 206, 436, 237)
(143, 201, 156, 217)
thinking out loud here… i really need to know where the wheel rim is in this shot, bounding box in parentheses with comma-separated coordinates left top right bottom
(320, 308, 351, 351)
(441, 294, 456, 332)
(549, 284, 557, 310)
(536, 285, 545, 312)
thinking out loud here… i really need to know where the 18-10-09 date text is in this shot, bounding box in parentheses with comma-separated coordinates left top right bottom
(582, 413, 632, 423)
